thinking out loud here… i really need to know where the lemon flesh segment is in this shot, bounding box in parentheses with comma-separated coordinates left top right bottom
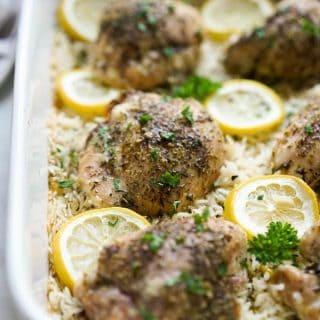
(57, 69, 120, 118)
(58, 0, 106, 42)
(202, 0, 274, 41)
(206, 79, 284, 136)
(52, 207, 150, 290)
(224, 175, 319, 238)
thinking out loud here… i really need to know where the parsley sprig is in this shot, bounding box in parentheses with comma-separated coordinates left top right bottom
(248, 222, 299, 265)
(172, 75, 221, 101)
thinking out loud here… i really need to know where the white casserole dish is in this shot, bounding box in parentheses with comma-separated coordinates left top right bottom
(7, 0, 56, 318)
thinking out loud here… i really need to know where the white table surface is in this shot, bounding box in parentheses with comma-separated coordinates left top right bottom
(0, 72, 19, 319)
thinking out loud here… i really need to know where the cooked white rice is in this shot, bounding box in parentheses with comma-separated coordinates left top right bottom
(47, 28, 320, 319)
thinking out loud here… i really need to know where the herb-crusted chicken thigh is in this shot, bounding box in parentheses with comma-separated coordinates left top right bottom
(79, 91, 224, 217)
(90, 0, 202, 90)
(272, 100, 320, 188)
(75, 216, 247, 320)
(225, 0, 320, 87)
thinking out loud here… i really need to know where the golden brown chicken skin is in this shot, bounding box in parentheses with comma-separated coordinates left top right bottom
(75, 217, 247, 320)
(79, 91, 224, 217)
(90, 0, 202, 90)
(272, 100, 320, 188)
(225, 0, 320, 87)
(272, 265, 320, 320)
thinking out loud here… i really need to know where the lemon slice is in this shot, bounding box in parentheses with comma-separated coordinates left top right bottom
(205, 79, 284, 136)
(224, 175, 319, 238)
(58, 0, 106, 42)
(202, 0, 274, 41)
(52, 207, 150, 289)
(57, 69, 120, 119)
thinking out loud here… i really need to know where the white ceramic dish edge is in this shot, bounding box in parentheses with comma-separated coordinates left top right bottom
(6, 0, 56, 319)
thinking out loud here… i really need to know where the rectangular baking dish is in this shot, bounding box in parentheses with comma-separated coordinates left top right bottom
(7, 0, 56, 319)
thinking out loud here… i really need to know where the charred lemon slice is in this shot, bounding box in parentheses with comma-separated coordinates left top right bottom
(202, 0, 274, 41)
(52, 207, 150, 289)
(205, 79, 284, 136)
(224, 175, 319, 238)
(57, 69, 120, 119)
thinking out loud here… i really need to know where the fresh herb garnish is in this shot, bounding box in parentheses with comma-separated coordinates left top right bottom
(140, 308, 157, 320)
(142, 232, 166, 253)
(172, 75, 222, 101)
(69, 150, 78, 165)
(113, 178, 126, 192)
(108, 218, 119, 228)
(97, 126, 109, 151)
(181, 106, 194, 124)
(254, 27, 266, 39)
(138, 22, 147, 32)
(163, 47, 175, 57)
(304, 124, 313, 134)
(139, 113, 152, 125)
(159, 171, 181, 188)
(160, 131, 176, 141)
(58, 179, 74, 189)
(194, 207, 210, 232)
(217, 262, 228, 277)
(257, 195, 264, 200)
(248, 222, 299, 265)
(172, 200, 180, 213)
(166, 272, 205, 295)
(301, 18, 320, 37)
(150, 148, 159, 162)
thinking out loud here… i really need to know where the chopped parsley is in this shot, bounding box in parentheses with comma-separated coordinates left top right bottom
(257, 195, 264, 201)
(181, 106, 194, 124)
(166, 272, 205, 295)
(138, 22, 147, 32)
(142, 232, 166, 253)
(217, 262, 228, 277)
(160, 131, 176, 141)
(194, 207, 210, 232)
(150, 147, 159, 161)
(172, 75, 222, 101)
(113, 178, 125, 192)
(159, 171, 181, 188)
(172, 200, 180, 213)
(140, 308, 157, 320)
(248, 222, 299, 265)
(304, 124, 313, 134)
(108, 218, 119, 228)
(163, 47, 175, 57)
(301, 18, 320, 37)
(69, 150, 78, 165)
(58, 179, 74, 189)
(167, 4, 175, 13)
(97, 126, 109, 151)
(139, 113, 152, 125)
(254, 27, 266, 39)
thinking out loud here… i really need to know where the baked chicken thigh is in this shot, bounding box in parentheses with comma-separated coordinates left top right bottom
(75, 217, 247, 320)
(272, 100, 320, 188)
(90, 0, 202, 89)
(225, 0, 320, 87)
(79, 91, 224, 217)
